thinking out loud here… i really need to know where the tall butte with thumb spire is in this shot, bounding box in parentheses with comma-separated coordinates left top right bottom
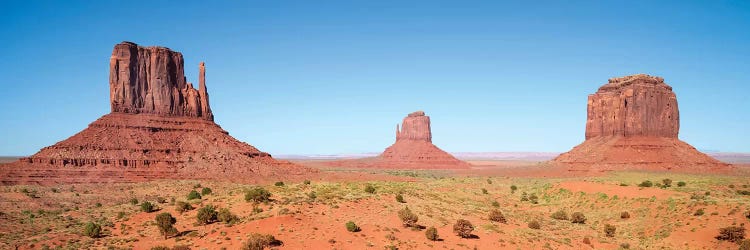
(0, 41, 313, 184)
(553, 74, 730, 171)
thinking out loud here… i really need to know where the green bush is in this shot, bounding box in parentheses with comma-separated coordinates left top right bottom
(481, 188, 488, 194)
(571, 212, 586, 224)
(242, 233, 281, 250)
(245, 187, 272, 203)
(453, 219, 474, 238)
(129, 198, 139, 205)
(677, 181, 686, 187)
(274, 181, 285, 187)
(694, 208, 705, 216)
(638, 180, 653, 187)
(491, 201, 500, 207)
(196, 205, 218, 225)
(716, 226, 745, 243)
(662, 179, 672, 188)
(155, 213, 177, 239)
(395, 194, 405, 203)
(604, 224, 616, 237)
(738, 190, 750, 196)
(488, 209, 506, 223)
(95, 202, 102, 208)
(201, 187, 212, 195)
(620, 211, 630, 219)
(551, 210, 569, 220)
(140, 201, 155, 213)
(364, 185, 376, 194)
(303, 180, 311, 185)
(83, 222, 101, 238)
(175, 201, 194, 213)
(528, 220, 541, 229)
(218, 208, 240, 224)
(425, 226, 439, 241)
(510, 185, 517, 193)
(345, 221, 360, 232)
(187, 190, 201, 200)
(397, 206, 418, 228)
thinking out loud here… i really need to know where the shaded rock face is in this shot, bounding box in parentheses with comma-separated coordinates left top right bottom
(396, 111, 432, 142)
(379, 111, 468, 169)
(554, 74, 728, 171)
(585, 74, 678, 139)
(1, 41, 312, 184)
(110, 42, 213, 120)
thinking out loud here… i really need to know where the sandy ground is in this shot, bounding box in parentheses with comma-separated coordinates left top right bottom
(0, 161, 749, 249)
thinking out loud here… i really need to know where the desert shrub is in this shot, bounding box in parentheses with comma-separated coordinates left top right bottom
(619, 242, 630, 249)
(95, 202, 102, 208)
(245, 187, 272, 203)
(620, 211, 630, 219)
(83, 222, 101, 238)
(218, 208, 240, 224)
(694, 208, 705, 216)
(140, 201, 155, 213)
(738, 190, 750, 196)
(604, 224, 616, 237)
(481, 188, 488, 194)
(453, 219, 474, 238)
(716, 226, 746, 243)
(364, 185, 376, 194)
(274, 181, 284, 187)
(677, 181, 686, 187)
(528, 194, 539, 204)
(662, 178, 672, 188)
(241, 233, 281, 250)
(156, 197, 167, 204)
(510, 185, 518, 193)
(491, 201, 500, 207)
(398, 206, 419, 228)
(520, 192, 529, 201)
(187, 190, 201, 200)
(583, 237, 591, 245)
(176, 201, 194, 213)
(171, 246, 190, 250)
(395, 194, 405, 203)
(528, 220, 541, 229)
(425, 226, 439, 241)
(345, 221, 360, 232)
(303, 180, 311, 185)
(155, 212, 177, 239)
(117, 211, 126, 219)
(130, 198, 139, 205)
(571, 212, 587, 224)
(487, 179, 492, 184)
(196, 205, 218, 225)
(307, 191, 317, 200)
(690, 193, 706, 200)
(489, 209, 507, 223)
(150, 247, 170, 250)
(730, 184, 736, 189)
(740, 239, 750, 250)
(193, 183, 202, 188)
(201, 187, 212, 195)
(745, 210, 750, 220)
(638, 180, 653, 187)
(551, 210, 569, 220)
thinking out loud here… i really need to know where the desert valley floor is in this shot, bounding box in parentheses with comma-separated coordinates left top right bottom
(1, 159, 749, 250)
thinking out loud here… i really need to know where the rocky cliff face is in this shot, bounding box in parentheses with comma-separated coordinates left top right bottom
(396, 111, 432, 142)
(109, 42, 213, 120)
(554, 74, 728, 171)
(585, 74, 679, 139)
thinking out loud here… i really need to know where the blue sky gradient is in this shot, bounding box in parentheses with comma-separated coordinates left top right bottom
(1, 1, 748, 156)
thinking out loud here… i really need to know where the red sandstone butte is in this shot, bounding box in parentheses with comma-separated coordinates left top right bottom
(374, 111, 469, 169)
(0, 41, 313, 184)
(553, 74, 729, 171)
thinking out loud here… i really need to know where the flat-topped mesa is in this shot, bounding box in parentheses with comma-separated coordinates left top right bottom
(585, 73, 678, 139)
(396, 110, 432, 142)
(109, 41, 213, 120)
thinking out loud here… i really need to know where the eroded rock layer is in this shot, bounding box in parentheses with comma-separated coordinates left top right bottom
(1, 42, 312, 184)
(378, 111, 468, 169)
(553, 74, 728, 171)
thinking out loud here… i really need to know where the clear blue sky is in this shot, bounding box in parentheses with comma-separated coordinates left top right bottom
(1, 1, 748, 156)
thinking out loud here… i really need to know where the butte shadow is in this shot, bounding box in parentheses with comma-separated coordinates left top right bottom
(552, 74, 731, 172)
(0, 41, 314, 184)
